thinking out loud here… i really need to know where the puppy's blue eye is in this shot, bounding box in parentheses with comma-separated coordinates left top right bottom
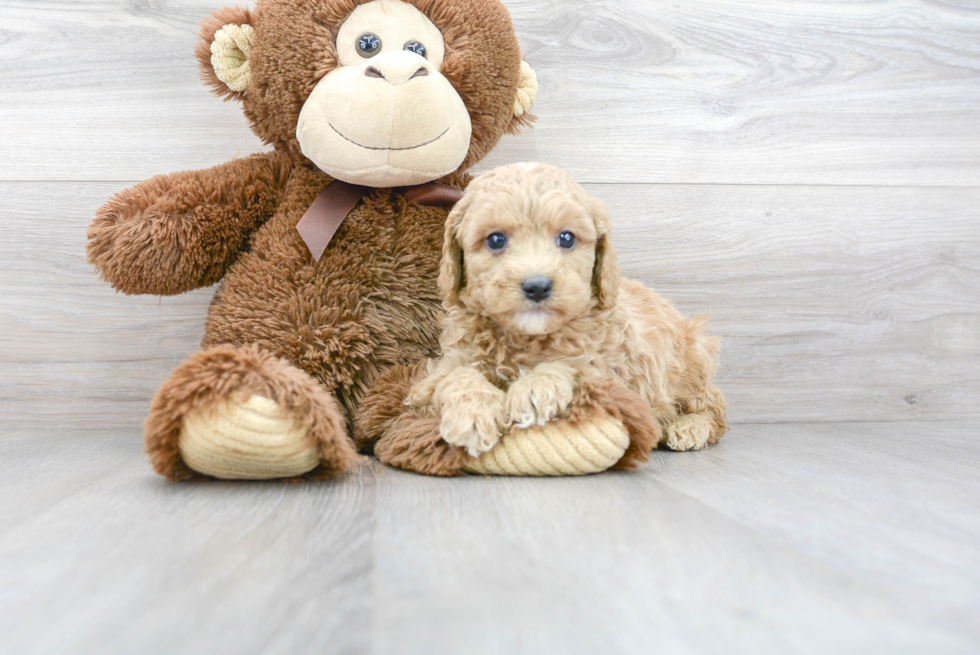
(558, 231, 577, 249)
(486, 232, 507, 251)
(357, 34, 381, 58)
(405, 41, 426, 58)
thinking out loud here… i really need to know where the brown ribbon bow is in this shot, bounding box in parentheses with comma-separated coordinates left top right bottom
(296, 181, 465, 261)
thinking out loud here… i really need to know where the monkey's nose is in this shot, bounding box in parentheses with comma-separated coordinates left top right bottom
(364, 63, 429, 85)
(522, 277, 553, 303)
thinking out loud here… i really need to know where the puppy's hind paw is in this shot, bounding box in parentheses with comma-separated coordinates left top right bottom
(663, 414, 713, 451)
(506, 365, 576, 428)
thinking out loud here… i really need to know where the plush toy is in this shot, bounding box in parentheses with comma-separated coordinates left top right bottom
(87, 0, 552, 480)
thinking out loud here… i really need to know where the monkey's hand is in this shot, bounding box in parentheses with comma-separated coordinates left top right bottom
(87, 152, 291, 296)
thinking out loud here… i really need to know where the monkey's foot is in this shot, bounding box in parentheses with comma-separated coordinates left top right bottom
(180, 395, 320, 480)
(146, 344, 357, 481)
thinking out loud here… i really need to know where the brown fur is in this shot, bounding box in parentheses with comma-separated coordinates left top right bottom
(353, 360, 430, 454)
(88, 153, 291, 296)
(374, 413, 471, 476)
(89, 0, 530, 479)
(409, 163, 729, 456)
(354, 361, 469, 476)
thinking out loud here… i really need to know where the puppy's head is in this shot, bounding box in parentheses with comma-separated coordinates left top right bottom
(440, 162, 620, 335)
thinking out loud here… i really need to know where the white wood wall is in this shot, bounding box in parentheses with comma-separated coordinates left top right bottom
(1, 0, 978, 430)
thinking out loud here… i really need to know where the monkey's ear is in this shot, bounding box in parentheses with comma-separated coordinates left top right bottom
(507, 60, 538, 135)
(590, 199, 621, 310)
(438, 200, 470, 306)
(195, 7, 256, 100)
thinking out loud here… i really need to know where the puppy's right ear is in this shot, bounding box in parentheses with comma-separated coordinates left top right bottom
(438, 200, 469, 305)
(196, 7, 256, 101)
(589, 197, 621, 310)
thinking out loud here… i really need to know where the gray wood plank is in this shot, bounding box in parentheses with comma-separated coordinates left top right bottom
(2, 0, 979, 185)
(0, 430, 375, 655)
(650, 422, 980, 607)
(2, 181, 977, 429)
(2, 423, 976, 654)
(369, 422, 980, 655)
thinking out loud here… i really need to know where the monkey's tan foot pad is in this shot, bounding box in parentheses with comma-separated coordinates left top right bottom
(462, 415, 630, 476)
(179, 395, 320, 480)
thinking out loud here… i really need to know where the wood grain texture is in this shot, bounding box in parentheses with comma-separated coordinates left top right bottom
(2, 181, 976, 429)
(1, 423, 977, 653)
(371, 422, 980, 654)
(0, 429, 375, 654)
(1, 0, 979, 184)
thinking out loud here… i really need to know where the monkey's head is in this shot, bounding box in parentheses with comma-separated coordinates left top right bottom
(197, 0, 537, 187)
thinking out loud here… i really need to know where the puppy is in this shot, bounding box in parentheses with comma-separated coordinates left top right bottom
(407, 162, 728, 457)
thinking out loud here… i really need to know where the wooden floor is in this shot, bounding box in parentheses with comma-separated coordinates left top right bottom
(0, 423, 980, 653)
(1, 422, 977, 654)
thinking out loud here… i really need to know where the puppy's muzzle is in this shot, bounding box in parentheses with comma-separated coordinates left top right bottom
(522, 276, 552, 303)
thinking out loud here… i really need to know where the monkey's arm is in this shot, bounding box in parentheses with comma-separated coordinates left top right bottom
(87, 152, 292, 295)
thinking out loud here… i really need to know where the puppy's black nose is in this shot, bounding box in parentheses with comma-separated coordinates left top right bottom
(522, 277, 552, 302)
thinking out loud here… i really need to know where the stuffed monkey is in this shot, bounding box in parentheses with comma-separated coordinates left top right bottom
(88, 0, 539, 480)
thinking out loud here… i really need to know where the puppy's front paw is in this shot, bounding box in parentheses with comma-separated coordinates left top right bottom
(506, 368, 576, 429)
(406, 382, 438, 418)
(440, 388, 506, 458)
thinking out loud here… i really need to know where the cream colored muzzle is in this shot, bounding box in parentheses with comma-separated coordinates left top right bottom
(297, 51, 473, 187)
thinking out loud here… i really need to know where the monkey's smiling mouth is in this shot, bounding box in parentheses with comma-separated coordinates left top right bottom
(329, 124, 450, 151)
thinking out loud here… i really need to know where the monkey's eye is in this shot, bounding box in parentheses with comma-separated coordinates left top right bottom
(486, 233, 507, 251)
(558, 231, 577, 249)
(357, 33, 382, 58)
(404, 40, 427, 58)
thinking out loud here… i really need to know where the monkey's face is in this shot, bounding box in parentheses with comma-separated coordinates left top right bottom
(296, 0, 472, 187)
(199, 0, 533, 187)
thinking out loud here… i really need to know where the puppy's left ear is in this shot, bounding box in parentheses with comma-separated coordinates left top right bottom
(590, 198, 620, 310)
(438, 198, 470, 305)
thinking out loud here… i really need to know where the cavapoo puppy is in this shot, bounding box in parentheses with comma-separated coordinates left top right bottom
(407, 162, 728, 457)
